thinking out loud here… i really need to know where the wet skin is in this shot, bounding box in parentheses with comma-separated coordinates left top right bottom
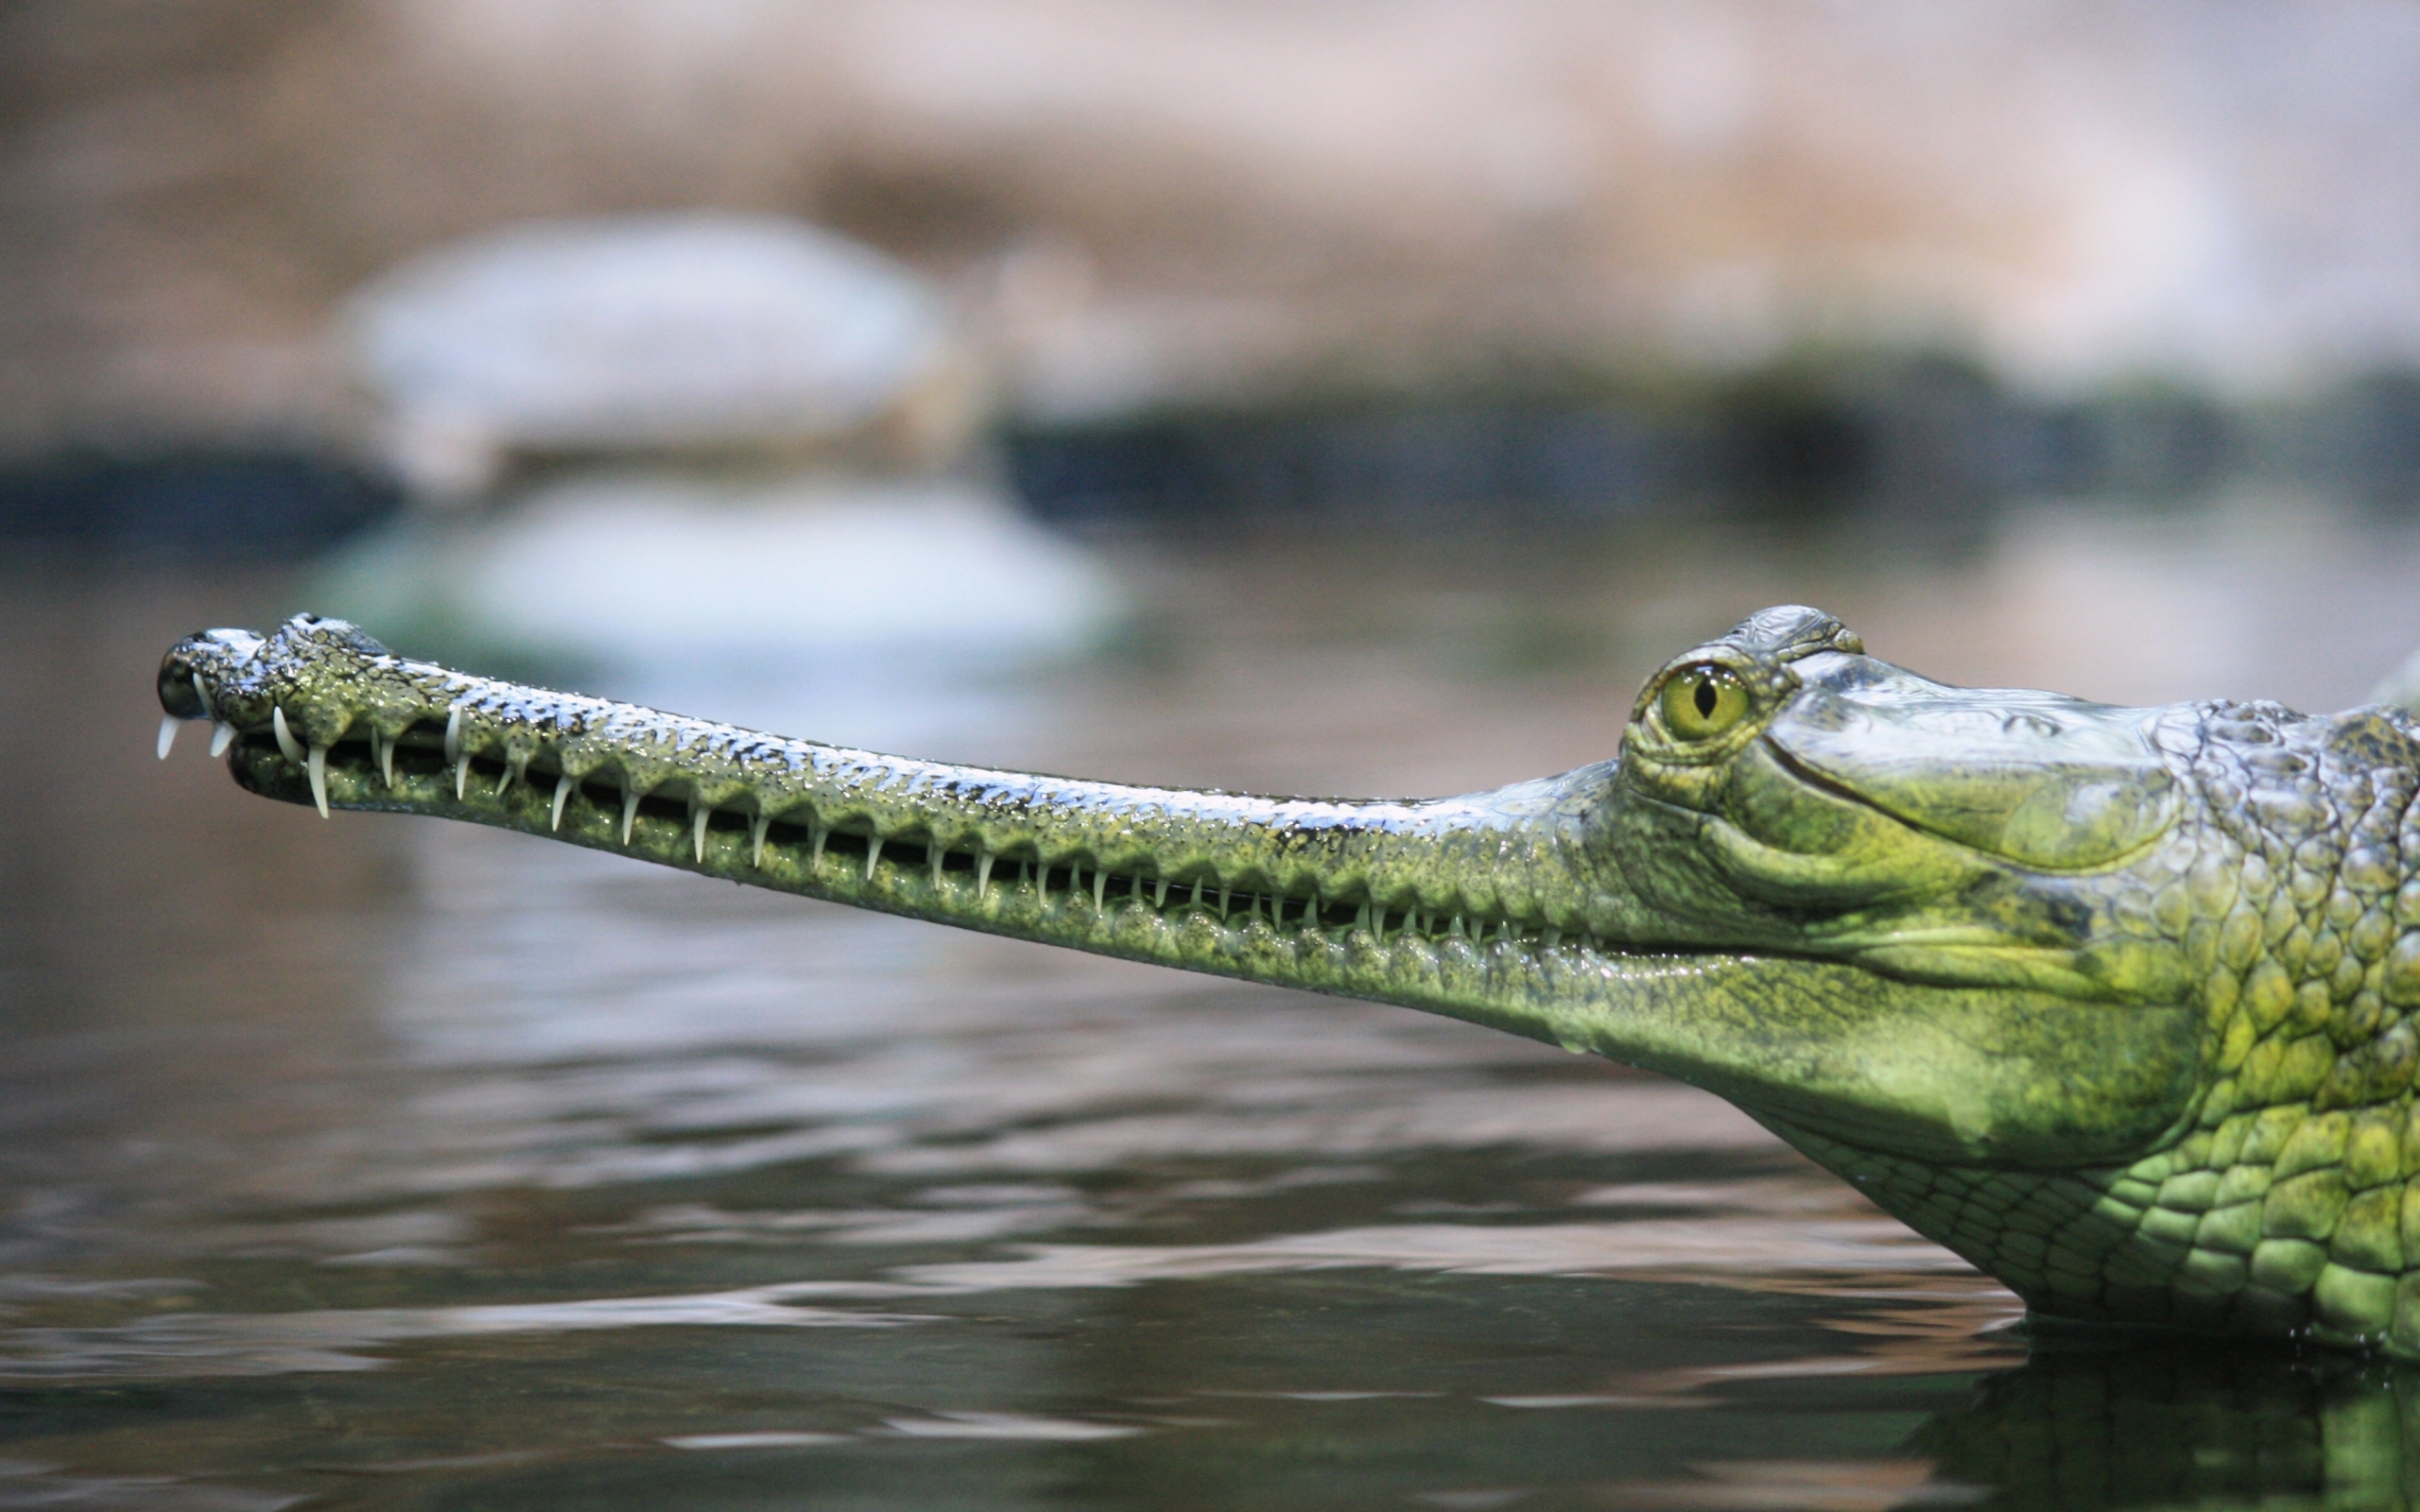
(157, 606, 2420, 1353)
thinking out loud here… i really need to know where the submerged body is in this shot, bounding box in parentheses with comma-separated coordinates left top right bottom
(157, 608, 2420, 1353)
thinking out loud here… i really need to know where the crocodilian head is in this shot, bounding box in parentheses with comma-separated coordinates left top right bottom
(1577, 605, 2203, 1172)
(155, 604, 2213, 1181)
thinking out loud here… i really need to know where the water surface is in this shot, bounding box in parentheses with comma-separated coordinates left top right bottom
(11, 500, 2420, 1509)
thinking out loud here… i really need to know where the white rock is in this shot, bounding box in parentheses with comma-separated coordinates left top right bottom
(312, 472, 1127, 739)
(345, 215, 959, 492)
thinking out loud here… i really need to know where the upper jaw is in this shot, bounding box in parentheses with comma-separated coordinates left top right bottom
(161, 615, 1639, 952)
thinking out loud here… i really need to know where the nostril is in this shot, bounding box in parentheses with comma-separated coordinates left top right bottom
(155, 641, 211, 718)
(158, 627, 268, 724)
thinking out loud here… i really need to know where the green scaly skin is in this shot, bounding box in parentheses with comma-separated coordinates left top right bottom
(156, 606, 2420, 1354)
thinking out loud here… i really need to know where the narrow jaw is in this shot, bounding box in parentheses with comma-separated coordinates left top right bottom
(161, 614, 1674, 1050)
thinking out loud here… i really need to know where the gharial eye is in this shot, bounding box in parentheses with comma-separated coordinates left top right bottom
(1657, 664, 1752, 741)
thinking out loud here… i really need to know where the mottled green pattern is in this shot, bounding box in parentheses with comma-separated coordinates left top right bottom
(155, 606, 2420, 1353)
(1810, 698, 2420, 1350)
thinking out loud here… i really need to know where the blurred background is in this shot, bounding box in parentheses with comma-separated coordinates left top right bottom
(9, 1, 2420, 563)
(14, 6, 2420, 1508)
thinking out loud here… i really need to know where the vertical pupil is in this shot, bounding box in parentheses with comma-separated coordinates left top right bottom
(1693, 678, 1719, 719)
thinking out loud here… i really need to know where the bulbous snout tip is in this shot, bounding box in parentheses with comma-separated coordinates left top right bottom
(155, 625, 269, 730)
(157, 632, 221, 718)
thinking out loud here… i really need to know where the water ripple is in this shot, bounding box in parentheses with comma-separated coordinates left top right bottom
(0, 1289, 933, 1383)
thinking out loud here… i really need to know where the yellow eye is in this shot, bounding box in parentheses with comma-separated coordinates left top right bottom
(1658, 664, 1751, 741)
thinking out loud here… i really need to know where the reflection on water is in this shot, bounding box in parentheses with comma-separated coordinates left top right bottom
(1916, 1340, 2420, 1511)
(12, 500, 2420, 1508)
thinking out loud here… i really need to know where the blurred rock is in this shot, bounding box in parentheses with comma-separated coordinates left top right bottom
(313, 472, 1124, 701)
(345, 215, 982, 499)
(315, 213, 1121, 682)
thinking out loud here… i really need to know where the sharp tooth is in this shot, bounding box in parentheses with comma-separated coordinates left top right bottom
(1154, 878, 1170, 908)
(977, 850, 995, 896)
(496, 753, 523, 798)
(811, 823, 828, 868)
(190, 671, 215, 720)
(272, 706, 305, 763)
(1218, 885, 1230, 917)
(156, 714, 179, 760)
(1266, 894, 1281, 924)
(1190, 877, 1204, 907)
(1093, 868, 1108, 910)
(693, 805, 710, 863)
(1130, 873, 1142, 902)
(751, 815, 770, 868)
(864, 836, 883, 881)
(1545, 927, 1562, 949)
(210, 722, 236, 757)
(1494, 919, 1510, 942)
(1450, 914, 1465, 937)
(1036, 860, 1050, 902)
(1357, 902, 1373, 934)
(443, 706, 463, 764)
(376, 730, 396, 789)
(552, 774, 575, 831)
(306, 746, 330, 817)
(621, 787, 641, 844)
(928, 839, 943, 885)
(455, 753, 471, 799)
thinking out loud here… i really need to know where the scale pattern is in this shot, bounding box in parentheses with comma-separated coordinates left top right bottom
(1793, 698, 2420, 1349)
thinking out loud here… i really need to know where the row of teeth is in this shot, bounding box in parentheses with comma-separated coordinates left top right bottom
(161, 711, 1593, 953)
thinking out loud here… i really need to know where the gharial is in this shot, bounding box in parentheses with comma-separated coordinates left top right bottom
(157, 607, 2420, 1355)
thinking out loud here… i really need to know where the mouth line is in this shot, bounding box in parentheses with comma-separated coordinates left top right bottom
(1633, 756, 2105, 985)
(1756, 736, 1909, 825)
(1758, 734, 2171, 877)
(252, 732, 1608, 957)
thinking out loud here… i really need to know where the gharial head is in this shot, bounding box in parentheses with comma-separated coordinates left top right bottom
(1562, 603, 2208, 1176)
(175, 601, 2404, 1338)
(1599, 603, 2190, 998)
